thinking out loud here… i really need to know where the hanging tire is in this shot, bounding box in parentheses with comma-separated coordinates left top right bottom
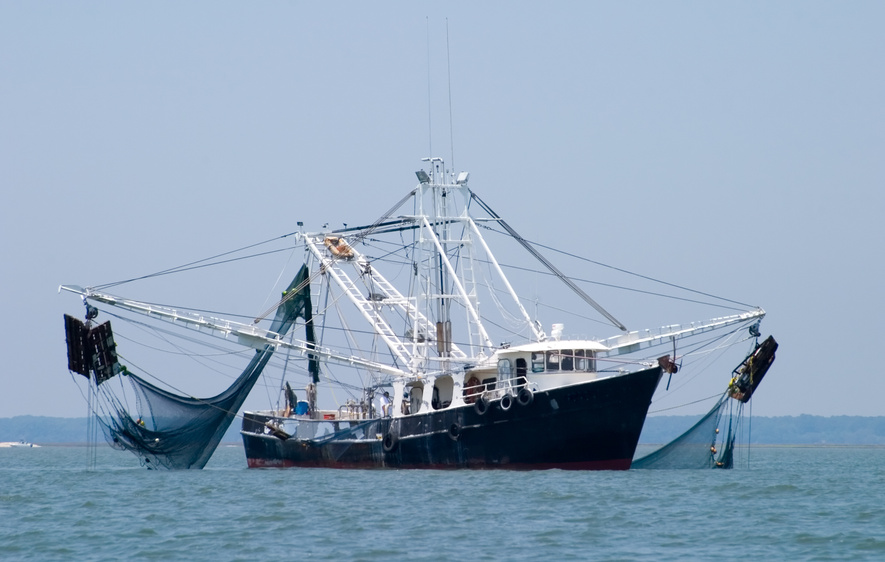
(448, 423, 461, 441)
(474, 395, 489, 415)
(517, 387, 534, 406)
(499, 393, 513, 411)
(382, 431, 398, 452)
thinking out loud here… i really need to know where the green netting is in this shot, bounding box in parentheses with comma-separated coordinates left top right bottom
(632, 336, 777, 470)
(89, 264, 314, 469)
(632, 393, 740, 469)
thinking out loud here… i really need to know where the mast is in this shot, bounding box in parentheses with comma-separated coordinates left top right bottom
(415, 158, 498, 363)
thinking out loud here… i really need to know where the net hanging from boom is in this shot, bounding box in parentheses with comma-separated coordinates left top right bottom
(631, 336, 777, 469)
(65, 264, 315, 469)
(631, 392, 739, 469)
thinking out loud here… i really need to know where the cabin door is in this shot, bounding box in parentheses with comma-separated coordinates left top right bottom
(515, 358, 528, 390)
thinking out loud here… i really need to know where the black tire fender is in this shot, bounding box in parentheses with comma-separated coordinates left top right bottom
(382, 431, 398, 452)
(517, 387, 534, 406)
(448, 423, 461, 441)
(499, 393, 513, 411)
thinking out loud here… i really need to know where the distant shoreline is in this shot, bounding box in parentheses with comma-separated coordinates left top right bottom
(4, 415, 885, 446)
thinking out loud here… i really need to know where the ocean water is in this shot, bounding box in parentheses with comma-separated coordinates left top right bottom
(2, 445, 885, 561)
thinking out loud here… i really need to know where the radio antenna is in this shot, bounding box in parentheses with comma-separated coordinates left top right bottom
(426, 17, 433, 157)
(446, 18, 455, 173)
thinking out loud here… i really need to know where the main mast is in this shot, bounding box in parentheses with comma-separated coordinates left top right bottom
(413, 158, 493, 364)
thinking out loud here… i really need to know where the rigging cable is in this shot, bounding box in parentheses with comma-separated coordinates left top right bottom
(647, 392, 723, 414)
(252, 188, 419, 325)
(493, 259, 748, 313)
(94, 232, 300, 290)
(469, 190, 628, 332)
(474, 221, 752, 311)
(506, 228, 754, 310)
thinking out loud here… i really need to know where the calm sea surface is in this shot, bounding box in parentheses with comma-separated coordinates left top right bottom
(2, 444, 885, 560)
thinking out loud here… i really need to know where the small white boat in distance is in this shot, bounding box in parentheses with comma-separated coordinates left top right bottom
(0, 440, 40, 448)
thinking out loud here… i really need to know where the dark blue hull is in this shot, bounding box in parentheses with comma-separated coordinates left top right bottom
(242, 366, 662, 470)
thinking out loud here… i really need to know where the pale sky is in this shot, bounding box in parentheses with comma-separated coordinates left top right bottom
(1, 1, 883, 418)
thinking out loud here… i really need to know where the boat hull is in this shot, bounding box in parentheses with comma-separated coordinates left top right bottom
(242, 366, 662, 470)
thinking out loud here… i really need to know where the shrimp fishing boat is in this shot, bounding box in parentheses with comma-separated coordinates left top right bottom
(61, 157, 773, 470)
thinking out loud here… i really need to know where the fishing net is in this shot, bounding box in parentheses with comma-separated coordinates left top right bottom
(67, 264, 314, 469)
(631, 393, 740, 469)
(632, 336, 777, 469)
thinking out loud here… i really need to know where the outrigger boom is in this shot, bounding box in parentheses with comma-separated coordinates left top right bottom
(59, 284, 764, 376)
(58, 284, 408, 378)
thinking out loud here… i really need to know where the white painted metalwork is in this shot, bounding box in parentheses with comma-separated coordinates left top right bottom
(58, 284, 408, 378)
(61, 157, 769, 386)
(466, 216, 547, 342)
(599, 309, 766, 357)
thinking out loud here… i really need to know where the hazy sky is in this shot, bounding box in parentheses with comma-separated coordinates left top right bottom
(2, 2, 883, 418)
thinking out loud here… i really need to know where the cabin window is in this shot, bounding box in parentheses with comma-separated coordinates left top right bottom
(560, 349, 574, 371)
(531, 352, 545, 373)
(546, 351, 560, 371)
(586, 351, 597, 372)
(574, 350, 597, 372)
(497, 359, 513, 381)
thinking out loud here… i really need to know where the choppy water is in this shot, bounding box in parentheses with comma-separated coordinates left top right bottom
(2, 444, 885, 560)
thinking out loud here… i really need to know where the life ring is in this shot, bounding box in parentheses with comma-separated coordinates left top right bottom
(382, 431, 399, 452)
(517, 387, 534, 407)
(448, 423, 461, 441)
(463, 376, 481, 404)
(474, 395, 489, 415)
(499, 393, 513, 411)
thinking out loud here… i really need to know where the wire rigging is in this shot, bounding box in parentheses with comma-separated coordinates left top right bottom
(476, 222, 754, 310)
(94, 232, 299, 290)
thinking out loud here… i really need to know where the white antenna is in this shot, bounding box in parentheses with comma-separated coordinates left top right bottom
(446, 18, 455, 174)
(426, 17, 433, 158)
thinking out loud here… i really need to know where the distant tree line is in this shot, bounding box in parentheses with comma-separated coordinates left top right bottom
(0, 416, 245, 445)
(640, 414, 885, 445)
(3, 415, 885, 445)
